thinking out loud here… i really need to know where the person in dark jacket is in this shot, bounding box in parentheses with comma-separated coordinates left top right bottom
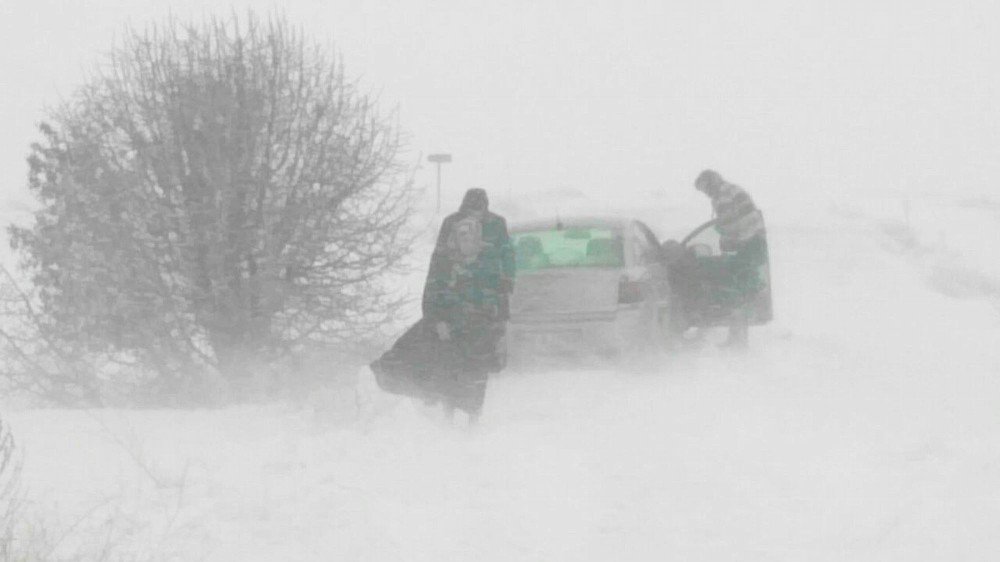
(422, 188, 515, 421)
(694, 170, 768, 348)
(371, 189, 514, 422)
(423, 188, 515, 323)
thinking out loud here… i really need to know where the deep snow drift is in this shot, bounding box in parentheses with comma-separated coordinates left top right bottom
(4, 190, 1000, 560)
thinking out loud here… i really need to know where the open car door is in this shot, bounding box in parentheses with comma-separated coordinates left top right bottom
(669, 218, 772, 328)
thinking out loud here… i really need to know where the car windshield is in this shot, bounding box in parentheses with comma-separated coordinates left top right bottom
(512, 227, 623, 271)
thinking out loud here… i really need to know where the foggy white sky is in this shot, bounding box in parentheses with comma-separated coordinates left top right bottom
(1, 0, 997, 218)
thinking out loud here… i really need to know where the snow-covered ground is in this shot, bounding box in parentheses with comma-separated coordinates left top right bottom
(5, 191, 1000, 560)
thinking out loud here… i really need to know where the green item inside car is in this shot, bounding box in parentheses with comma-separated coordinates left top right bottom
(513, 228, 623, 271)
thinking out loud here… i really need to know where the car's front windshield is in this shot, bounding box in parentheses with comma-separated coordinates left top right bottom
(512, 227, 623, 271)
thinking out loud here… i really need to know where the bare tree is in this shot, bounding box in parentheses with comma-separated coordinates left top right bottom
(0, 414, 21, 560)
(7, 12, 415, 401)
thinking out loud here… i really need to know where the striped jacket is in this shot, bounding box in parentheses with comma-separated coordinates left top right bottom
(711, 181, 765, 246)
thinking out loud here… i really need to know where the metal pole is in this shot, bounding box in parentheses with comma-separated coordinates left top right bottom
(436, 161, 442, 213)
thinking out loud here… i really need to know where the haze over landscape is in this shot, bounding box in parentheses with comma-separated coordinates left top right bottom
(0, 1, 998, 560)
(2, 0, 998, 215)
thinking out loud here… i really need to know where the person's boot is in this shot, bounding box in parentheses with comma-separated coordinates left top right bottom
(720, 323, 749, 349)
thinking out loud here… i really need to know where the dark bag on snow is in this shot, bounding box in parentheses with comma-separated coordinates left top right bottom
(370, 319, 460, 402)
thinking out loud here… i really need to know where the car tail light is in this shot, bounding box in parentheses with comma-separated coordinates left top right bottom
(618, 276, 642, 304)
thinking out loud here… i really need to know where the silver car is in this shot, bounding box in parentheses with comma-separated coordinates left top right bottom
(506, 217, 674, 365)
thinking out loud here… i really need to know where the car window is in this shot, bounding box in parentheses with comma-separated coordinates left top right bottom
(512, 228, 624, 271)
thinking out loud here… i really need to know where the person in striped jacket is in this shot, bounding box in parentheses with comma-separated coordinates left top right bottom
(694, 169, 768, 348)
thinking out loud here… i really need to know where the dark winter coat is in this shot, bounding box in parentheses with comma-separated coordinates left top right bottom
(422, 190, 515, 323)
(371, 189, 513, 413)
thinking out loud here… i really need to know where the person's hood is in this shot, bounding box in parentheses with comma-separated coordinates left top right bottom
(459, 188, 489, 213)
(695, 169, 724, 197)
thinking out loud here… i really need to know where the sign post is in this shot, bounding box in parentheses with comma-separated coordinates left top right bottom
(427, 153, 452, 213)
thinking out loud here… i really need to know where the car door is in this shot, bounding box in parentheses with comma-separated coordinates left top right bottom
(632, 221, 671, 310)
(679, 219, 773, 327)
(616, 221, 665, 349)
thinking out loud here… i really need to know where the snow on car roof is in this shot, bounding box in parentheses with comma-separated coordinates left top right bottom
(509, 216, 631, 233)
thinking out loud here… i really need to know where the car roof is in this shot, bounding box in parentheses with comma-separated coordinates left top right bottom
(509, 216, 633, 234)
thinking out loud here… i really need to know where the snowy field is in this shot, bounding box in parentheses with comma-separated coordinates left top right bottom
(5, 190, 1000, 560)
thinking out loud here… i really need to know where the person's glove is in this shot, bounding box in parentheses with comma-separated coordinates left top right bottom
(436, 321, 451, 341)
